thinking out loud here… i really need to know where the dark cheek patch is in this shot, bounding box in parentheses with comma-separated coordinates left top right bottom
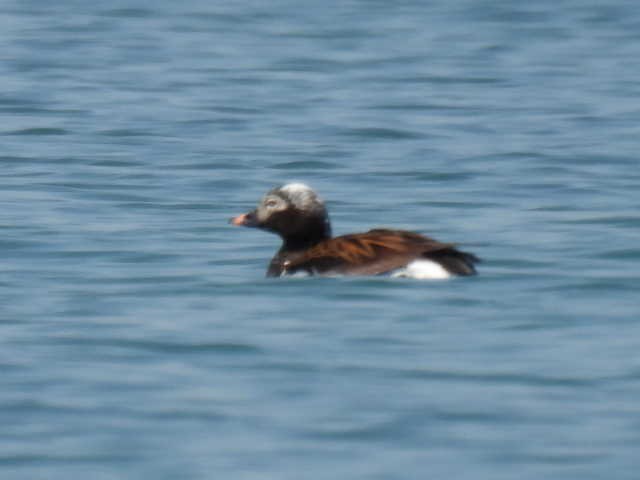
(267, 209, 300, 234)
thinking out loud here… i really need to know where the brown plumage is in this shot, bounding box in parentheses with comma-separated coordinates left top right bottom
(230, 183, 479, 279)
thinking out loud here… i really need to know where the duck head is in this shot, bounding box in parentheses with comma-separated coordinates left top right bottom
(230, 183, 332, 250)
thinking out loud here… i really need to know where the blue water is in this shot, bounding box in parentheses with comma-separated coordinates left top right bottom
(2, 1, 640, 479)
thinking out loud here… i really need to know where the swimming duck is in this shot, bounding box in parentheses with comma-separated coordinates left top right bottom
(230, 183, 479, 279)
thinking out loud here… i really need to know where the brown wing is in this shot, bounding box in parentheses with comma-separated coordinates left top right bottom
(285, 229, 457, 276)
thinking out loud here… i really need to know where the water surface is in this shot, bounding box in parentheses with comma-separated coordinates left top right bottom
(1, 1, 639, 479)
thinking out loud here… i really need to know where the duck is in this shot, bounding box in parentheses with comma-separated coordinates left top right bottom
(230, 183, 479, 279)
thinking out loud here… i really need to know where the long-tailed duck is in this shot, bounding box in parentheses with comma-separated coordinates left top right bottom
(230, 183, 479, 279)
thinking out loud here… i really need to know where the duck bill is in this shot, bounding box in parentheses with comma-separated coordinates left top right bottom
(229, 211, 258, 227)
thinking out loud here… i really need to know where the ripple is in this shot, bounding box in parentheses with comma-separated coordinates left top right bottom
(271, 160, 341, 170)
(498, 451, 607, 466)
(379, 74, 502, 85)
(538, 278, 639, 293)
(5, 127, 68, 136)
(396, 367, 596, 388)
(0, 106, 88, 115)
(302, 414, 416, 442)
(596, 248, 640, 260)
(562, 215, 640, 227)
(369, 170, 476, 181)
(99, 8, 156, 18)
(90, 159, 144, 168)
(46, 337, 264, 355)
(338, 127, 424, 140)
(0, 238, 47, 250)
(0, 453, 137, 466)
(368, 103, 473, 112)
(98, 129, 156, 137)
(424, 200, 501, 209)
(268, 57, 345, 73)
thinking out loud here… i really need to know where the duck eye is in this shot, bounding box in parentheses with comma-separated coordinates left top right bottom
(265, 199, 279, 208)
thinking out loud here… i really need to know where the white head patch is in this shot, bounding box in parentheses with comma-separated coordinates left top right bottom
(278, 183, 324, 211)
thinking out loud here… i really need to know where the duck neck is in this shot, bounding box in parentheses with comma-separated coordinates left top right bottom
(281, 219, 331, 252)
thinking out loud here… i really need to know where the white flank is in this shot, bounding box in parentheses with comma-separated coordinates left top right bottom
(391, 260, 452, 280)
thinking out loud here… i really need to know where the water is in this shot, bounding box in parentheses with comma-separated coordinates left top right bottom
(2, 1, 639, 479)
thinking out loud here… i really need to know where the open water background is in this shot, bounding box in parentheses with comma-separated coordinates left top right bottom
(1, 1, 639, 479)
